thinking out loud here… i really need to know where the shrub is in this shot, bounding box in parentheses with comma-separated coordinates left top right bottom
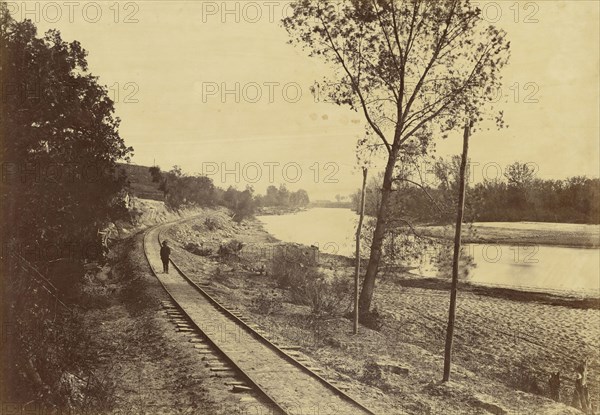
(361, 360, 383, 384)
(217, 240, 244, 260)
(211, 267, 228, 283)
(1, 263, 113, 410)
(221, 186, 256, 222)
(360, 359, 393, 392)
(184, 242, 212, 257)
(270, 245, 351, 316)
(204, 217, 219, 231)
(270, 244, 317, 288)
(508, 365, 545, 396)
(361, 306, 385, 331)
(295, 276, 351, 316)
(251, 291, 283, 316)
(204, 216, 223, 231)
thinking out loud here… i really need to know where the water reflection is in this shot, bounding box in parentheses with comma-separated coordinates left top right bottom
(258, 208, 600, 296)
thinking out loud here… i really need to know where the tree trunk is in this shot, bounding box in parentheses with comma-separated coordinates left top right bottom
(571, 360, 593, 413)
(358, 151, 398, 315)
(443, 121, 471, 382)
(354, 167, 368, 334)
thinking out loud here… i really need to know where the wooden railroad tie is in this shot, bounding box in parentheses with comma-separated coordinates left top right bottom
(224, 381, 247, 386)
(231, 385, 253, 393)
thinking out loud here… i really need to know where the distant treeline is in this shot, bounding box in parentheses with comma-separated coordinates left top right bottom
(148, 166, 309, 221)
(468, 176, 599, 223)
(255, 185, 310, 208)
(352, 160, 600, 225)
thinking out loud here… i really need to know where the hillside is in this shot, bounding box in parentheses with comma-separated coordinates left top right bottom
(118, 163, 164, 201)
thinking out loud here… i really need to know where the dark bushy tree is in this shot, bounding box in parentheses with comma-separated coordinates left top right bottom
(290, 189, 310, 207)
(256, 184, 310, 208)
(222, 186, 256, 222)
(147, 166, 217, 209)
(1, 4, 133, 260)
(471, 175, 599, 223)
(1, 3, 132, 406)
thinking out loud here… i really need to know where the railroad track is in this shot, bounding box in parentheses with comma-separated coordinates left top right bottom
(143, 218, 378, 415)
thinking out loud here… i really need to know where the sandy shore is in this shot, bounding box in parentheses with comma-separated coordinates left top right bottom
(162, 212, 599, 414)
(422, 222, 600, 248)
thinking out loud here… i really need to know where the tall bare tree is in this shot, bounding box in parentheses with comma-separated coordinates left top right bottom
(284, 0, 510, 315)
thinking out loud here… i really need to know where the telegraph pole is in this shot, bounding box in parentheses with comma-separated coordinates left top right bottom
(443, 120, 471, 381)
(354, 167, 368, 334)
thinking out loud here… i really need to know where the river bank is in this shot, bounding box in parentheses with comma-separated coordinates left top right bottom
(259, 208, 600, 296)
(164, 211, 599, 414)
(422, 221, 600, 248)
(255, 206, 307, 216)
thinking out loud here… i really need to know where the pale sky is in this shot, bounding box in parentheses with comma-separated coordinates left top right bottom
(13, 0, 600, 200)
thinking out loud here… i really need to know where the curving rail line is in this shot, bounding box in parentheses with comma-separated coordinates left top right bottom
(143, 218, 378, 415)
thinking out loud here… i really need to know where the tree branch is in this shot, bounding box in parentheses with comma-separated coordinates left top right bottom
(393, 177, 446, 215)
(402, 0, 458, 124)
(318, 13, 391, 153)
(401, 42, 493, 141)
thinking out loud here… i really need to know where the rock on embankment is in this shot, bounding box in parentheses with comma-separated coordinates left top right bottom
(104, 198, 205, 240)
(169, 209, 237, 248)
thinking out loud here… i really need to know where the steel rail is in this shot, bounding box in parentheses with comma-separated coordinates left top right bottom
(143, 220, 288, 415)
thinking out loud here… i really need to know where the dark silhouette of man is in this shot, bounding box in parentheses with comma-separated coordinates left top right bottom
(160, 240, 171, 273)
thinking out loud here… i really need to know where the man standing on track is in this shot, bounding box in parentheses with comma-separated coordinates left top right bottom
(160, 240, 171, 274)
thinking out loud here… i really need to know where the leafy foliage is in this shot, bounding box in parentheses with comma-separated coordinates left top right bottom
(222, 186, 256, 222)
(472, 175, 599, 224)
(284, 0, 510, 144)
(147, 166, 217, 209)
(148, 167, 310, 221)
(1, 4, 132, 407)
(271, 246, 351, 315)
(1, 4, 133, 258)
(183, 242, 212, 257)
(354, 160, 600, 224)
(251, 290, 284, 316)
(255, 184, 310, 208)
(2, 263, 98, 407)
(217, 239, 244, 260)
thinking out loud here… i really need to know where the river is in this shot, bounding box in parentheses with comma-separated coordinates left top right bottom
(258, 208, 600, 296)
